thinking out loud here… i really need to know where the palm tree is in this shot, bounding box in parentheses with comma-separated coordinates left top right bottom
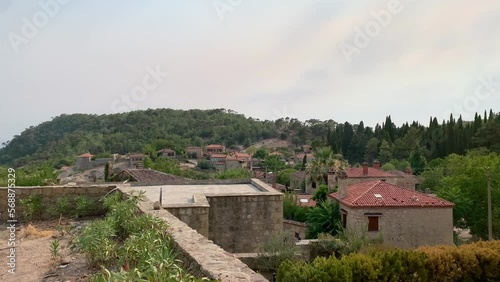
(305, 147, 347, 188)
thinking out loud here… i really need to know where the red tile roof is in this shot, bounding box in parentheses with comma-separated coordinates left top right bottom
(297, 195, 317, 207)
(329, 180, 454, 208)
(78, 153, 94, 158)
(345, 167, 398, 178)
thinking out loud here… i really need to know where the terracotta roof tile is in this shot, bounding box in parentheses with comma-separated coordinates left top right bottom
(329, 180, 453, 208)
(210, 154, 227, 158)
(206, 144, 225, 148)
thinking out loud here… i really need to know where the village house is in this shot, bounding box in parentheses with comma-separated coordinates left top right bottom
(157, 148, 176, 158)
(301, 144, 313, 154)
(205, 144, 226, 155)
(185, 146, 203, 159)
(128, 153, 145, 168)
(329, 180, 454, 249)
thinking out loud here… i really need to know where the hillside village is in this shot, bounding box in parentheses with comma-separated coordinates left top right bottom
(1, 109, 499, 281)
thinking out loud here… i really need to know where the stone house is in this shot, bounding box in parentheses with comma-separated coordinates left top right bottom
(206, 144, 226, 155)
(128, 153, 145, 168)
(158, 148, 176, 158)
(301, 145, 313, 154)
(328, 180, 454, 249)
(185, 146, 203, 159)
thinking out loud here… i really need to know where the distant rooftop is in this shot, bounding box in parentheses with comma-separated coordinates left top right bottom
(345, 167, 398, 178)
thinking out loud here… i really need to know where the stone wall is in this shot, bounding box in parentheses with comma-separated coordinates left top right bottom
(0, 185, 115, 222)
(206, 193, 283, 253)
(283, 219, 307, 240)
(341, 204, 454, 249)
(132, 192, 268, 282)
(166, 195, 210, 237)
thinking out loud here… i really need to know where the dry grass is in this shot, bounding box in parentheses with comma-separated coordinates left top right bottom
(21, 223, 54, 239)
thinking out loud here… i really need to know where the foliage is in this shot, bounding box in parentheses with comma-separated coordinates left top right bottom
(336, 226, 384, 256)
(50, 239, 60, 259)
(311, 184, 328, 203)
(253, 148, 268, 159)
(435, 152, 500, 239)
(306, 200, 341, 239)
(263, 155, 286, 172)
(214, 169, 251, 179)
(257, 231, 300, 272)
(277, 240, 500, 282)
(283, 193, 310, 222)
(19, 194, 43, 220)
(53, 196, 71, 217)
(380, 163, 396, 171)
(198, 159, 211, 170)
(79, 191, 212, 281)
(75, 195, 95, 218)
(276, 168, 298, 190)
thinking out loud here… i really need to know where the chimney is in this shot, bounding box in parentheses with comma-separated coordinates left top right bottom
(373, 160, 381, 170)
(404, 167, 413, 175)
(362, 162, 369, 175)
(337, 170, 348, 197)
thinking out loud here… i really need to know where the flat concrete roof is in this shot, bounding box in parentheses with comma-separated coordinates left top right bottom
(130, 179, 281, 207)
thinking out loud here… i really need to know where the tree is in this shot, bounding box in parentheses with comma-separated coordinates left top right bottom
(364, 137, 379, 164)
(409, 148, 427, 175)
(312, 184, 329, 203)
(214, 169, 251, 179)
(435, 152, 500, 239)
(306, 201, 341, 239)
(264, 155, 286, 172)
(378, 140, 393, 164)
(277, 168, 298, 190)
(253, 148, 268, 159)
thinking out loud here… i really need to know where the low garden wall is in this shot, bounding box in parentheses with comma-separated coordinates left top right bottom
(0, 185, 116, 221)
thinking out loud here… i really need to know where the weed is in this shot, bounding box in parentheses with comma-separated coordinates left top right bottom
(50, 238, 60, 259)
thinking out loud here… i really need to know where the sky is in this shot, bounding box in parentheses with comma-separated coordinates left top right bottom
(1, 0, 499, 144)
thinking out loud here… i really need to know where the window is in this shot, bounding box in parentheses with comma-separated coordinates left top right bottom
(368, 216, 379, 232)
(342, 213, 347, 228)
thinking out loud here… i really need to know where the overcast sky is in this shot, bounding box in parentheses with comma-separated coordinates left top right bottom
(1, 0, 499, 144)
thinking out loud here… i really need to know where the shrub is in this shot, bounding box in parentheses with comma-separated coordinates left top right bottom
(257, 231, 300, 272)
(277, 240, 500, 282)
(53, 197, 71, 217)
(19, 194, 43, 220)
(75, 195, 95, 218)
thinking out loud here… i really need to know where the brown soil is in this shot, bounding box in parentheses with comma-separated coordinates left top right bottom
(0, 220, 96, 282)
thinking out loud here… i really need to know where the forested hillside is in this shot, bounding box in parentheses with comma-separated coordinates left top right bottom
(0, 108, 498, 170)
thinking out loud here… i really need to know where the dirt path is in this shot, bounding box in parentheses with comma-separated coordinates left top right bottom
(0, 228, 54, 282)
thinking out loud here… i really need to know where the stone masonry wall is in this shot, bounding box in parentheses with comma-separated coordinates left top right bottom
(206, 193, 283, 253)
(0, 185, 115, 222)
(166, 206, 209, 237)
(283, 219, 307, 240)
(342, 204, 454, 249)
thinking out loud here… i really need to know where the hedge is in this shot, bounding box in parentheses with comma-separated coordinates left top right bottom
(277, 240, 500, 282)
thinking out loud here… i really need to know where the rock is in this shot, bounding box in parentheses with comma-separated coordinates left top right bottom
(60, 256, 72, 265)
(153, 201, 161, 210)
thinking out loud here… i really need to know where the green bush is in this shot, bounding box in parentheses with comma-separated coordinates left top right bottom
(277, 240, 500, 282)
(75, 195, 95, 218)
(19, 194, 44, 220)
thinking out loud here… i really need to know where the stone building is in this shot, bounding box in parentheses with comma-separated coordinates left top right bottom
(329, 180, 454, 249)
(205, 144, 226, 155)
(131, 179, 283, 253)
(185, 146, 203, 159)
(158, 148, 176, 158)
